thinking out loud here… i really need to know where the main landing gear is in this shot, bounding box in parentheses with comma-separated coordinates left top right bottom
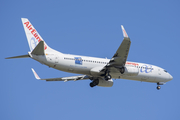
(104, 74, 111, 81)
(104, 71, 112, 81)
(90, 80, 99, 87)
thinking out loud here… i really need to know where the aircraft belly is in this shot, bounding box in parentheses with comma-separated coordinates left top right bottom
(110, 71, 157, 83)
(55, 62, 91, 75)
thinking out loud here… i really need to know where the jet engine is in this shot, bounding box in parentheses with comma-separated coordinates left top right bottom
(119, 66, 139, 76)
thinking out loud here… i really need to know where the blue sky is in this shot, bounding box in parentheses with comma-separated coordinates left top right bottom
(1, 0, 180, 120)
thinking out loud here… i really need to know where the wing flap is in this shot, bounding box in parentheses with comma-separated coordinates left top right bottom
(31, 68, 89, 82)
(45, 75, 89, 81)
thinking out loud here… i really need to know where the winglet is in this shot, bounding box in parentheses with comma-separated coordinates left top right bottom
(31, 68, 41, 80)
(121, 25, 129, 38)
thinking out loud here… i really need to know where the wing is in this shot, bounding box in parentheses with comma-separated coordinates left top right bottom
(108, 25, 131, 67)
(31, 68, 90, 82)
(101, 25, 131, 73)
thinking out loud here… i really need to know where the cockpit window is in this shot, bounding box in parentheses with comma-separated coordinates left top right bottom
(164, 70, 167, 73)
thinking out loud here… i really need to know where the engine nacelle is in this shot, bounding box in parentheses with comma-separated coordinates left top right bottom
(97, 78, 113, 87)
(121, 66, 139, 76)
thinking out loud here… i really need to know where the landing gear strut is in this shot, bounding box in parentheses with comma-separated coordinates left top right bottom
(104, 70, 112, 81)
(156, 82, 164, 90)
(104, 74, 111, 81)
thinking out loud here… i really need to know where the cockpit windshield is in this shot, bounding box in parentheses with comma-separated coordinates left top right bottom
(164, 70, 168, 73)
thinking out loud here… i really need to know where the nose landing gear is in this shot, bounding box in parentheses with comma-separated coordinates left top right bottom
(157, 86, 161, 90)
(156, 82, 165, 90)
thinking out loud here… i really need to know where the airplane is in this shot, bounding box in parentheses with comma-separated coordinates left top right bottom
(6, 18, 173, 90)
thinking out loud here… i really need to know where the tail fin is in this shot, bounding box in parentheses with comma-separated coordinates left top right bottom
(5, 18, 60, 59)
(21, 18, 49, 52)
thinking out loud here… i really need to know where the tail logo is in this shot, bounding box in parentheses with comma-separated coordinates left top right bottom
(24, 21, 47, 50)
(30, 37, 37, 51)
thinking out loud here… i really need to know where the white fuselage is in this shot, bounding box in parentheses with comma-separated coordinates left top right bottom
(7, 18, 173, 89)
(31, 51, 173, 84)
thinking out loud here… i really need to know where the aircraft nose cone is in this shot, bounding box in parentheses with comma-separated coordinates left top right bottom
(169, 74, 173, 80)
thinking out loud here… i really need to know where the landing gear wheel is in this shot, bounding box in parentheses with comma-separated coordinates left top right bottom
(90, 82, 95, 87)
(157, 86, 161, 90)
(89, 80, 99, 87)
(120, 67, 125, 74)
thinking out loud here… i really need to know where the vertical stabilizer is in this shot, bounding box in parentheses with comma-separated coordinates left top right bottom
(21, 18, 49, 52)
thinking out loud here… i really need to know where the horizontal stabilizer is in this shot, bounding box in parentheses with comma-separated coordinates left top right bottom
(31, 41, 45, 55)
(5, 54, 30, 59)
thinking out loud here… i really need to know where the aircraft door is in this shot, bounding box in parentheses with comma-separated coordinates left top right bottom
(54, 55, 59, 63)
(158, 69, 161, 75)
